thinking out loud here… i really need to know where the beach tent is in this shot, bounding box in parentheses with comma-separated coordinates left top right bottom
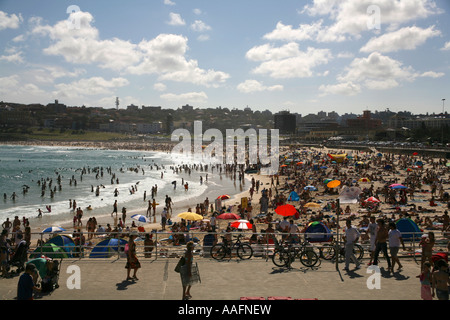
(46, 235, 75, 257)
(396, 218, 422, 241)
(89, 238, 128, 258)
(288, 191, 300, 201)
(304, 221, 333, 243)
(29, 243, 69, 259)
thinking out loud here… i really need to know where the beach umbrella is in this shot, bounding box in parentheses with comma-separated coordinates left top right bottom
(42, 226, 66, 233)
(412, 152, 418, 156)
(327, 180, 341, 189)
(320, 166, 328, 169)
(389, 184, 407, 189)
(365, 196, 381, 203)
(358, 178, 371, 183)
(304, 202, 321, 208)
(217, 212, 241, 220)
(230, 220, 253, 230)
(177, 212, 204, 221)
(304, 185, 317, 191)
(275, 204, 297, 217)
(384, 164, 392, 170)
(324, 178, 333, 185)
(89, 238, 128, 258)
(131, 214, 150, 223)
(296, 162, 304, 165)
(217, 194, 231, 200)
(280, 164, 288, 168)
(446, 162, 450, 167)
(30, 243, 68, 259)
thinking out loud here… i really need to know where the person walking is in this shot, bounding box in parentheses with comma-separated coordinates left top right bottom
(388, 222, 406, 272)
(343, 219, 361, 271)
(125, 231, 141, 281)
(180, 241, 200, 300)
(372, 219, 392, 271)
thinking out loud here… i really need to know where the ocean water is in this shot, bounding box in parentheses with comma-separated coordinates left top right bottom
(0, 145, 245, 229)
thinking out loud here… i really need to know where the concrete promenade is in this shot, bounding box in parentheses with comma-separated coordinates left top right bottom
(1, 255, 424, 301)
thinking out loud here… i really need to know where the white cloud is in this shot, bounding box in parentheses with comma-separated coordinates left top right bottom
(167, 12, 185, 26)
(30, 12, 228, 88)
(53, 77, 129, 99)
(164, 0, 176, 6)
(160, 91, 208, 103)
(320, 52, 424, 95)
(360, 26, 441, 53)
(191, 20, 211, 32)
(246, 42, 332, 79)
(263, 21, 323, 42)
(193, 9, 202, 15)
(420, 71, 444, 78)
(0, 47, 24, 63)
(441, 42, 450, 51)
(128, 34, 229, 87)
(319, 81, 361, 96)
(299, 0, 441, 43)
(0, 11, 22, 31)
(197, 34, 210, 42)
(237, 80, 283, 93)
(153, 83, 167, 92)
(31, 11, 141, 71)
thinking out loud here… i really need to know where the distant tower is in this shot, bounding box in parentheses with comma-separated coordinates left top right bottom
(115, 97, 119, 110)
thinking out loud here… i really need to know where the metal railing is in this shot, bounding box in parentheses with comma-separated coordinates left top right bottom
(11, 229, 448, 262)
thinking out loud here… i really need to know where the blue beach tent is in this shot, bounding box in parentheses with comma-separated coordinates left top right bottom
(89, 238, 128, 258)
(288, 191, 300, 201)
(396, 218, 422, 241)
(46, 235, 75, 257)
(304, 221, 333, 243)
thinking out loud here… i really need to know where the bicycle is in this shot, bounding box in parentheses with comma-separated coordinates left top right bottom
(271, 236, 319, 268)
(319, 240, 364, 262)
(210, 234, 253, 260)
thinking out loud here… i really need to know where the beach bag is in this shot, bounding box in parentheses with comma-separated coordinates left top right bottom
(124, 244, 129, 254)
(174, 256, 185, 273)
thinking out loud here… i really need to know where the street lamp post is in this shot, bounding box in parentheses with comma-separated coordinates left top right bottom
(442, 99, 446, 145)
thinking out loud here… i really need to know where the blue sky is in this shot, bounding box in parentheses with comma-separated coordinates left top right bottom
(0, 0, 449, 116)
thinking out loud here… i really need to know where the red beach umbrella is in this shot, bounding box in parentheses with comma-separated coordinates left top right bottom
(230, 220, 253, 230)
(217, 194, 231, 200)
(217, 213, 241, 220)
(365, 196, 381, 203)
(275, 204, 297, 217)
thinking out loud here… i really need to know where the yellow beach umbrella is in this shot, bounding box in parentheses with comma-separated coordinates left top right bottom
(177, 212, 204, 221)
(304, 202, 321, 208)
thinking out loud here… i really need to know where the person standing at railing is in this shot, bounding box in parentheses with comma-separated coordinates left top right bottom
(343, 219, 361, 272)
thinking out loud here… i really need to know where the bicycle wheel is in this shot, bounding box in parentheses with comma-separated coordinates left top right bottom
(237, 244, 253, 260)
(210, 244, 227, 260)
(271, 249, 289, 267)
(298, 247, 319, 267)
(353, 244, 364, 260)
(319, 244, 336, 260)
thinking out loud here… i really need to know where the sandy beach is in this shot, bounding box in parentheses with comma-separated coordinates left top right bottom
(2, 142, 449, 266)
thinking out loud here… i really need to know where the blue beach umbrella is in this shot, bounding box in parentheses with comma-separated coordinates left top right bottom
(42, 226, 66, 233)
(131, 214, 150, 223)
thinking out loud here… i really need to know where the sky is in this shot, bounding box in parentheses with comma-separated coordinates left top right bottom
(0, 0, 449, 116)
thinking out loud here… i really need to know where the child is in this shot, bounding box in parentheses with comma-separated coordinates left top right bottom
(417, 262, 433, 300)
